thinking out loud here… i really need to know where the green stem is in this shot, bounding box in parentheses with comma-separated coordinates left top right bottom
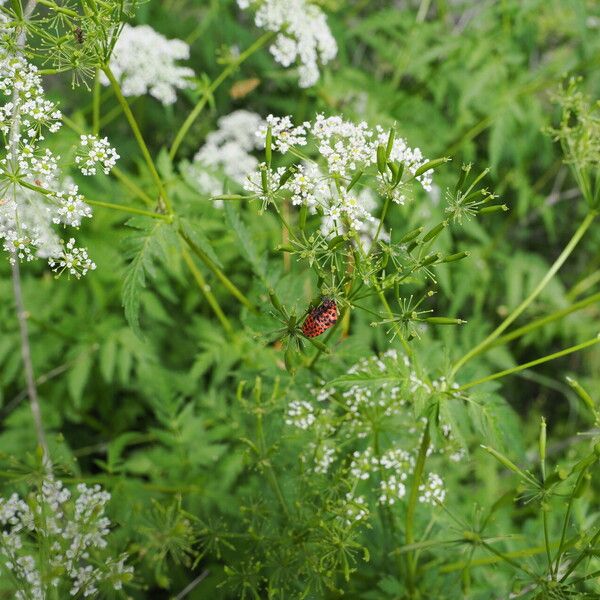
(169, 32, 274, 160)
(37, 0, 78, 16)
(457, 336, 600, 392)
(452, 211, 597, 376)
(438, 541, 560, 573)
(92, 70, 100, 135)
(559, 527, 600, 582)
(490, 292, 600, 348)
(101, 63, 172, 213)
(85, 199, 170, 220)
(405, 421, 431, 597)
(479, 540, 536, 578)
(255, 403, 289, 519)
(181, 248, 233, 335)
(542, 507, 553, 578)
(555, 468, 591, 578)
(179, 229, 256, 312)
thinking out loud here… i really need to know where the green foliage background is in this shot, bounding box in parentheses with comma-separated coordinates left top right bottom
(1, 0, 599, 598)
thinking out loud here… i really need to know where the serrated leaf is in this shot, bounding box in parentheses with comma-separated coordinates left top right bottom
(68, 351, 93, 407)
(121, 217, 175, 336)
(223, 202, 267, 281)
(178, 217, 223, 269)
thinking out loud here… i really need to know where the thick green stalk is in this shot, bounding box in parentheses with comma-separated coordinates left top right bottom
(169, 32, 274, 160)
(452, 211, 597, 376)
(182, 249, 233, 335)
(101, 63, 173, 213)
(457, 336, 600, 392)
(405, 421, 431, 597)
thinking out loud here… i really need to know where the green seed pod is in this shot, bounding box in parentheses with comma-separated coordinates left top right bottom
(479, 204, 508, 214)
(261, 169, 268, 195)
(387, 161, 401, 187)
(400, 226, 424, 243)
(307, 337, 331, 353)
(455, 163, 472, 193)
(278, 165, 296, 187)
(386, 127, 396, 158)
(442, 251, 470, 263)
(420, 252, 441, 266)
(265, 125, 272, 166)
(422, 220, 448, 242)
(276, 245, 295, 252)
(299, 204, 308, 230)
(406, 241, 419, 254)
(268, 289, 285, 314)
(328, 234, 346, 250)
(376, 145, 387, 174)
(481, 445, 527, 479)
(566, 376, 596, 414)
(284, 345, 299, 375)
(346, 169, 363, 192)
(425, 317, 466, 325)
(414, 157, 450, 178)
(539, 417, 547, 480)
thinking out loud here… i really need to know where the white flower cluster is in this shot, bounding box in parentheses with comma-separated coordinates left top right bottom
(285, 399, 316, 429)
(187, 110, 264, 197)
(75, 135, 120, 176)
(238, 0, 337, 87)
(418, 472, 446, 505)
(0, 476, 133, 598)
(245, 114, 432, 235)
(101, 24, 194, 105)
(0, 52, 98, 276)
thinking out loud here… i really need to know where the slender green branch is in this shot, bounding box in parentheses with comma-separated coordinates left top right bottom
(457, 336, 600, 392)
(101, 63, 172, 213)
(179, 229, 257, 312)
(452, 211, 597, 376)
(405, 421, 431, 597)
(37, 0, 78, 16)
(169, 32, 274, 160)
(555, 468, 592, 578)
(85, 199, 170, 220)
(490, 292, 600, 348)
(438, 541, 561, 573)
(92, 70, 100, 135)
(181, 248, 233, 335)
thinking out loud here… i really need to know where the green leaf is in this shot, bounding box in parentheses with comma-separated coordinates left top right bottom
(223, 202, 267, 281)
(68, 351, 93, 407)
(121, 217, 176, 336)
(178, 217, 223, 269)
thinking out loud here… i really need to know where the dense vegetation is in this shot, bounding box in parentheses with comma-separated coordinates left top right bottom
(0, 0, 599, 598)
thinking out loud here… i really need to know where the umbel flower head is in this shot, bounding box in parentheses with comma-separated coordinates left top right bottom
(0, 475, 133, 598)
(101, 24, 195, 105)
(0, 52, 117, 276)
(238, 0, 337, 87)
(243, 114, 433, 238)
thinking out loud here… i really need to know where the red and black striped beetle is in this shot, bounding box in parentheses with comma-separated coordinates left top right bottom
(301, 298, 338, 338)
